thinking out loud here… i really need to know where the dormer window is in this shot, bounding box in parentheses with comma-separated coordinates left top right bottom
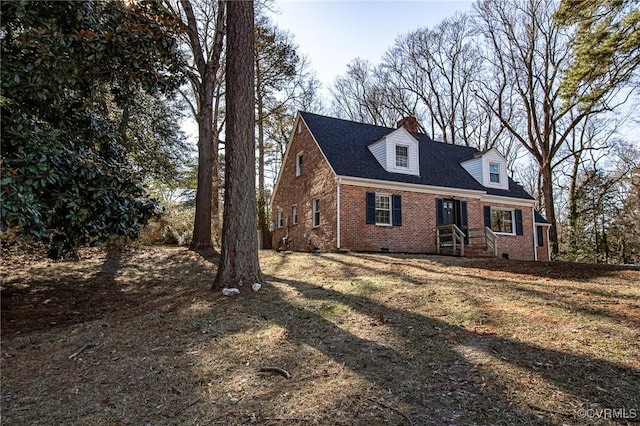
(395, 145, 409, 168)
(367, 127, 420, 176)
(461, 148, 509, 190)
(489, 163, 500, 183)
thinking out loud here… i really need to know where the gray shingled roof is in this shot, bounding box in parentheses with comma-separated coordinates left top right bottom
(534, 210, 550, 224)
(300, 111, 534, 201)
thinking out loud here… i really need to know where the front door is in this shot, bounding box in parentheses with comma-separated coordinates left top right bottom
(442, 200, 456, 225)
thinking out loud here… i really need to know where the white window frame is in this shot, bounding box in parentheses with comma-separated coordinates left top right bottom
(375, 193, 392, 226)
(277, 211, 284, 228)
(491, 208, 515, 235)
(489, 162, 500, 183)
(395, 144, 409, 168)
(291, 205, 298, 225)
(295, 152, 304, 177)
(312, 199, 320, 227)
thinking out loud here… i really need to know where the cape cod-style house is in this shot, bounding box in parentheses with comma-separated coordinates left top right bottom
(270, 112, 551, 261)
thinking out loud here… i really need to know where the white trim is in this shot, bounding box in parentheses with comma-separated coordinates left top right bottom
(395, 144, 409, 168)
(480, 194, 536, 207)
(531, 206, 537, 261)
(547, 226, 551, 261)
(312, 198, 320, 228)
(374, 193, 393, 226)
(295, 151, 304, 176)
(489, 162, 501, 183)
(339, 176, 485, 198)
(338, 175, 536, 206)
(490, 207, 516, 235)
(336, 178, 341, 249)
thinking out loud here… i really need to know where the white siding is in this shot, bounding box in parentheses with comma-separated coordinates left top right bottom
(481, 149, 509, 190)
(368, 139, 387, 169)
(385, 128, 420, 176)
(461, 157, 483, 184)
(367, 127, 420, 176)
(461, 148, 509, 190)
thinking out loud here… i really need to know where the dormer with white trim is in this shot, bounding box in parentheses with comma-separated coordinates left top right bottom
(368, 126, 420, 176)
(461, 148, 509, 190)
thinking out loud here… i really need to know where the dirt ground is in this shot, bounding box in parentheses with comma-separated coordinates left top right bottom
(1, 246, 638, 425)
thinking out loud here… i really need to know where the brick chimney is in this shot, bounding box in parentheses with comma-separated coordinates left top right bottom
(396, 115, 419, 133)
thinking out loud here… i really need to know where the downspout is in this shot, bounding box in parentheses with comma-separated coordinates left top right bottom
(337, 177, 341, 249)
(532, 207, 537, 261)
(547, 226, 551, 261)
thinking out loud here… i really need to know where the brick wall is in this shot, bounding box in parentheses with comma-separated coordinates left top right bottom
(271, 121, 337, 251)
(487, 201, 536, 261)
(536, 226, 551, 261)
(339, 185, 439, 253)
(339, 184, 538, 260)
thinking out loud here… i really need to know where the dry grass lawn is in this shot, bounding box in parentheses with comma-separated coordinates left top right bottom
(1, 246, 639, 425)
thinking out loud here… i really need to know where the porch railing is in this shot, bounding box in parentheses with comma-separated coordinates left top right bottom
(484, 226, 498, 256)
(436, 224, 465, 257)
(468, 226, 498, 256)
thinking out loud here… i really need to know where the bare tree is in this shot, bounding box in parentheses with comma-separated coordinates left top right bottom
(213, 0, 262, 290)
(380, 14, 496, 148)
(165, 0, 226, 251)
(254, 14, 299, 248)
(330, 58, 396, 127)
(473, 0, 627, 256)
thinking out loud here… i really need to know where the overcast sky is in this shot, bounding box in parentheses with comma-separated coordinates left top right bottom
(267, 0, 475, 98)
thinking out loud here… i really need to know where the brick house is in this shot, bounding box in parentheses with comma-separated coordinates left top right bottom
(270, 112, 551, 261)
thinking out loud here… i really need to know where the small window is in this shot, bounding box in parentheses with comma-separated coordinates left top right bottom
(292, 205, 298, 225)
(489, 163, 500, 183)
(395, 145, 408, 168)
(491, 209, 514, 234)
(296, 153, 303, 176)
(375, 194, 392, 225)
(312, 199, 320, 227)
(297, 123, 302, 134)
(277, 211, 284, 228)
(537, 226, 544, 247)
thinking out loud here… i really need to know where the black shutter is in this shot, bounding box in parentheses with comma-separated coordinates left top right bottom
(366, 192, 375, 224)
(392, 195, 402, 226)
(436, 199, 444, 226)
(459, 201, 468, 243)
(515, 209, 523, 235)
(536, 226, 544, 247)
(484, 206, 492, 228)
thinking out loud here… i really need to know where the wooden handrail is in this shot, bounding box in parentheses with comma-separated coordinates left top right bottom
(485, 226, 498, 256)
(437, 225, 497, 257)
(437, 224, 465, 256)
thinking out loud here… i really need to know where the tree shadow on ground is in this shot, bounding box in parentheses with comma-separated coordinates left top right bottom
(2, 248, 638, 425)
(332, 253, 640, 329)
(262, 272, 639, 424)
(0, 246, 217, 335)
(355, 252, 639, 282)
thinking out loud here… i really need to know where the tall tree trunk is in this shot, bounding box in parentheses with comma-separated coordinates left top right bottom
(214, 0, 262, 290)
(190, 86, 213, 250)
(256, 67, 269, 249)
(567, 153, 581, 254)
(541, 162, 559, 257)
(211, 82, 223, 246)
(178, 0, 226, 253)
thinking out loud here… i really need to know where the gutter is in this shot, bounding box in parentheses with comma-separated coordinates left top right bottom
(531, 206, 537, 261)
(337, 177, 341, 249)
